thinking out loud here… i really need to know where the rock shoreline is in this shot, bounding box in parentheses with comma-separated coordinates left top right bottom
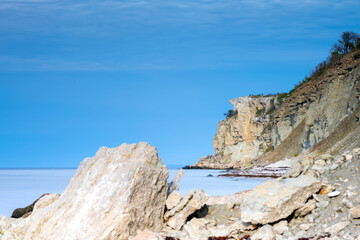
(1, 143, 360, 239)
(190, 50, 360, 170)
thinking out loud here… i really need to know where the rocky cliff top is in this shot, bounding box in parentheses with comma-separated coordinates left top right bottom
(191, 49, 360, 170)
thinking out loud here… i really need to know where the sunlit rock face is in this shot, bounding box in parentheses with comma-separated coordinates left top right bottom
(0, 142, 169, 240)
(193, 51, 360, 169)
(194, 96, 275, 169)
(240, 174, 321, 225)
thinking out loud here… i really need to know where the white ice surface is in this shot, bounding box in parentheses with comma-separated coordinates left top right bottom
(0, 168, 268, 217)
(168, 169, 268, 197)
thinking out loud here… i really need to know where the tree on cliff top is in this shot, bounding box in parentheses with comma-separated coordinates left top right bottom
(331, 31, 360, 55)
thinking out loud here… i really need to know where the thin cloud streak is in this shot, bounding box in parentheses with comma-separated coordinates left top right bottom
(0, 0, 359, 71)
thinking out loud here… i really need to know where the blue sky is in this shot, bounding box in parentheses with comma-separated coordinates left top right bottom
(1, 0, 360, 168)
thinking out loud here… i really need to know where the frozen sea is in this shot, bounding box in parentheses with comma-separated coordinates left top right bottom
(0, 168, 268, 217)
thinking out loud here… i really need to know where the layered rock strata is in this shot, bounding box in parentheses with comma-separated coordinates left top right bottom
(192, 96, 277, 169)
(192, 50, 360, 169)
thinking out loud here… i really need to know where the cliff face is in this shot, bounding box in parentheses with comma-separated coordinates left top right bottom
(194, 97, 276, 169)
(193, 50, 360, 169)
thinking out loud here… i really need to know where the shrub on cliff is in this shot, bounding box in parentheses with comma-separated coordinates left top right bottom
(277, 93, 289, 104)
(331, 31, 360, 55)
(256, 108, 264, 117)
(289, 31, 359, 96)
(224, 110, 237, 118)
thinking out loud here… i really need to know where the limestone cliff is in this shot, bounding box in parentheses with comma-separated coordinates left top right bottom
(193, 96, 278, 169)
(192, 49, 360, 169)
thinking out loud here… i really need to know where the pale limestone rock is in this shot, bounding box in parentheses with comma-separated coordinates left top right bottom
(165, 189, 208, 230)
(346, 154, 353, 161)
(167, 169, 183, 196)
(193, 96, 276, 168)
(183, 218, 211, 240)
(33, 194, 60, 211)
(206, 192, 244, 205)
(328, 191, 341, 197)
(299, 224, 310, 231)
(353, 148, 360, 154)
(130, 229, 163, 240)
(350, 205, 360, 219)
(283, 160, 302, 178)
(240, 175, 321, 225)
(166, 191, 182, 210)
(251, 224, 276, 240)
(294, 199, 316, 217)
(315, 159, 326, 166)
(324, 221, 350, 235)
(193, 54, 360, 169)
(273, 220, 288, 235)
(164, 189, 196, 221)
(1, 143, 169, 240)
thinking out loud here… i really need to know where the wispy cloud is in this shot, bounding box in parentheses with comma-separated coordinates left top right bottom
(0, 0, 359, 71)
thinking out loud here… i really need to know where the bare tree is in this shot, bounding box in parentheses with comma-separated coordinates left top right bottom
(331, 31, 360, 55)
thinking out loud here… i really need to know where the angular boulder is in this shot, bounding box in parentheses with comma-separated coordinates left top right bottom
(240, 174, 321, 225)
(164, 189, 208, 230)
(251, 224, 276, 240)
(167, 169, 184, 196)
(166, 191, 182, 210)
(1, 142, 169, 240)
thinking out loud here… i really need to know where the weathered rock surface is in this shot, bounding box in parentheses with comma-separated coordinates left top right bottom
(165, 189, 208, 230)
(166, 191, 182, 210)
(130, 229, 163, 240)
(251, 224, 276, 240)
(164, 149, 360, 239)
(193, 96, 276, 169)
(167, 169, 183, 196)
(294, 199, 316, 217)
(240, 174, 321, 224)
(273, 220, 288, 235)
(324, 221, 350, 235)
(0, 142, 169, 240)
(350, 205, 360, 219)
(192, 50, 360, 169)
(11, 193, 50, 219)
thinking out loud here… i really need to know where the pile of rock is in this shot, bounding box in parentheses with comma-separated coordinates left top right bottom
(161, 148, 360, 239)
(2, 143, 360, 240)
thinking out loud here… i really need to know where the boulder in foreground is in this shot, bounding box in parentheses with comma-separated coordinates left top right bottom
(1, 142, 169, 240)
(240, 174, 321, 225)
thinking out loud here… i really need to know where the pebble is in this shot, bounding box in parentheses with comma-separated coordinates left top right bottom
(328, 191, 341, 197)
(299, 224, 310, 231)
(350, 205, 360, 219)
(324, 221, 350, 235)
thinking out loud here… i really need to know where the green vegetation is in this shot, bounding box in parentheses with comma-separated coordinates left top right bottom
(266, 98, 275, 115)
(249, 93, 276, 98)
(265, 146, 274, 153)
(289, 31, 360, 95)
(224, 109, 237, 118)
(256, 108, 264, 117)
(263, 123, 272, 132)
(277, 93, 289, 104)
(262, 123, 273, 135)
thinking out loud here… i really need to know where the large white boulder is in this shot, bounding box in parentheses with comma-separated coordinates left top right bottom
(240, 174, 321, 225)
(0, 142, 169, 240)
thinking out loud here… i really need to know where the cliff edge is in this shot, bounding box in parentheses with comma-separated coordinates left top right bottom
(191, 49, 360, 169)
